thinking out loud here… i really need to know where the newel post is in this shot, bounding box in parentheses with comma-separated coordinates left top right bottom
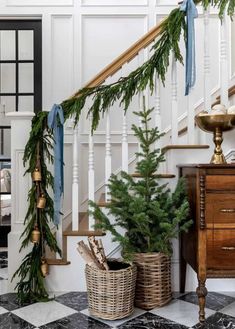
(6, 111, 35, 292)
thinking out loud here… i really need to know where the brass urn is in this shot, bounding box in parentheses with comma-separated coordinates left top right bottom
(195, 113, 235, 164)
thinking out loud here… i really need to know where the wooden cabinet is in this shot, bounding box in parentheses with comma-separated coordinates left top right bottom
(179, 164, 235, 323)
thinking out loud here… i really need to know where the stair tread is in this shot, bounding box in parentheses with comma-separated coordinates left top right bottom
(63, 229, 105, 237)
(131, 172, 175, 178)
(46, 258, 71, 265)
(162, 144, 210, 152)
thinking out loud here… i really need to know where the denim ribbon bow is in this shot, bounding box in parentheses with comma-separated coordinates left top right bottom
(48, 104, 64, 226)
(180, 0, 198, 95)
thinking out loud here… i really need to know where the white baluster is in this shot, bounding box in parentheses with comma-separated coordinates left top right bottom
(220, 10, 229, 108)
(197, 6, 211, 144)
(187, 88, 195, 144)
(138, 92, 144, 156)
(204, 6, 211, 112)
(72, 121, 79, 231)
(88, 114, 95, 230)
(171, 55, 178, 144)
(138, 50, 144, 154)
(154, 75, 161, 149)
(56, 220, 63, 259)
(105, 109, 112, 202)
(122, 110, 128, 173)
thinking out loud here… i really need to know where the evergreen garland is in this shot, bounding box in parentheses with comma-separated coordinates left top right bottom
(13, 0, 235, 303)
(62, 7, 186, 132)
(12, 112, 61, 304)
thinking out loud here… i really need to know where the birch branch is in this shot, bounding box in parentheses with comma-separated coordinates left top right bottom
(88, 236, 109, 270)
(77, 241, 103, 269)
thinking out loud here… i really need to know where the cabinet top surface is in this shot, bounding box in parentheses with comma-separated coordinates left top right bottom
(177, 164, 235, 169)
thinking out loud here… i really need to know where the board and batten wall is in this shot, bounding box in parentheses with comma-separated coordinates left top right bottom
(2, 0, 235, 293)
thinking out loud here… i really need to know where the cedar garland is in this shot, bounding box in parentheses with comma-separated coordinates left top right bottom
(13, 0, 235, 303)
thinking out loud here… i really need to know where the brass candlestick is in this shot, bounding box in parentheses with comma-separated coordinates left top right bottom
(195, 113, 235, 164)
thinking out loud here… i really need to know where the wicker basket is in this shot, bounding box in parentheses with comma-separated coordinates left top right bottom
(85, 259, 137, 320)
(133, 252, 172, 310)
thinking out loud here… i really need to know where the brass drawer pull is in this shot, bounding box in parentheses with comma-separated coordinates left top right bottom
(220, 208, 235, 213)
(221, 246, 235, 251)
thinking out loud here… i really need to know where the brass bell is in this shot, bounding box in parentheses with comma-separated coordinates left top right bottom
(41, 258, 49, 277)
(37, 194, 46, 209)
(32, 168, 42, 182)
(30, 225, 40, 244)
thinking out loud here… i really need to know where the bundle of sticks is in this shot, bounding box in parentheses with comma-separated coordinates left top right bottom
(77, 236, 109, 270)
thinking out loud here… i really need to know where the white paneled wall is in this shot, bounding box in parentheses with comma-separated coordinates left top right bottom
(51, 15, 74, 103)
(0, 0, 233, 209)
(4, 0, 235, 293)
(6, 0, 74, 6)
(81, 14, 147, 83)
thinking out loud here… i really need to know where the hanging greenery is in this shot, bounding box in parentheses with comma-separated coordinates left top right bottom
(12, 112, 61, 304)
(13, 0, 235, 304)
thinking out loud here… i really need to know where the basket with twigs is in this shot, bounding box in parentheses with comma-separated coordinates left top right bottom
(77, 237, 137, 320)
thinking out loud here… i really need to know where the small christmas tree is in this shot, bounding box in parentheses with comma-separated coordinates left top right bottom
(89, 100, 192, 259)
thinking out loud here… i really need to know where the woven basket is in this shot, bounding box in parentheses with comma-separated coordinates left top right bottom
(85, 259, 137, 320)
(133, 252, 172, 310)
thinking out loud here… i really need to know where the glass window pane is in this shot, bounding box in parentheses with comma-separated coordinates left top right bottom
(0, 64, 15, 93)
(0, 31, 15, 60)
(19, 63, 34, 93)
(0, 96, 16, 113)
(18, 30, 34, 60)
(0, 194, 11, 226)
(18, 96, 33, 112)
(0, 96, 15, 126)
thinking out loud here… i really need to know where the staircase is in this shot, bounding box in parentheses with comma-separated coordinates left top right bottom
(7, 4, 235, 293)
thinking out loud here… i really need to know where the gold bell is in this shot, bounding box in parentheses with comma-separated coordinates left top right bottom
(37, 194, 46, 209)
(41, 258, 49, 277)
(32, 168, 42, 182)
(30, 226, 40, 244)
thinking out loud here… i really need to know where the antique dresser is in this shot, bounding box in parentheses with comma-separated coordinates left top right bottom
(179, 164, 235, 322)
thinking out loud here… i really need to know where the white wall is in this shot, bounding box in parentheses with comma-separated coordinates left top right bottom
(2, 0, 235, 292)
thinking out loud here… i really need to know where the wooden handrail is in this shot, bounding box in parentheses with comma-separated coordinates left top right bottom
(72, 20, 165, 98)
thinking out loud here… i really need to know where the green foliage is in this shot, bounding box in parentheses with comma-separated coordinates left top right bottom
(89, 103, 192, 259)
(62, 7, 186, 132)
(199, 0, 235, 18)
(61, 1, 235, 133)
(13, 111, 61, 304)
(12, 246, 49, 304)
(14, 0, 235, 302)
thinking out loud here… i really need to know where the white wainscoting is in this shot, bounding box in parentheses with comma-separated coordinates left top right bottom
(6, 0, 74, 7)
(81, 0, 148, 6)
(51, 15, 74, 104)
(81, 14, 148, 84)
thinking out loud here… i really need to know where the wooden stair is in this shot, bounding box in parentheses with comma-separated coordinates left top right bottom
(46, 212, 104, 265)
(162, 144, 210, 153)
(131, 173, 175, 178)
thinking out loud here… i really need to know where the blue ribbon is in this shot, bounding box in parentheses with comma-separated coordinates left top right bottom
(47, 104, 64, 226)
(180, 0, 198, 96)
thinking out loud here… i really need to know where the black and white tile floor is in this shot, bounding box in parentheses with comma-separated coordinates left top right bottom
(1, 252, 235, 328)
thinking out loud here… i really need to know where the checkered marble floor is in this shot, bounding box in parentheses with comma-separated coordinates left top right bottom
(2, 252, 235, 328)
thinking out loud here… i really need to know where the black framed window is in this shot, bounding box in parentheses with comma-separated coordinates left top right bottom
(0, 20, 42, 114)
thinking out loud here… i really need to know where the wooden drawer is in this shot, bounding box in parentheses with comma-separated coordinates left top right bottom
(206, 175, 235, 191)
(207, 229, 235, 269)
(206, 194, 235, 224)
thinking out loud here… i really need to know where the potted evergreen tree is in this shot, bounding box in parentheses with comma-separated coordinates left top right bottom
(89, 101, 192, 310)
